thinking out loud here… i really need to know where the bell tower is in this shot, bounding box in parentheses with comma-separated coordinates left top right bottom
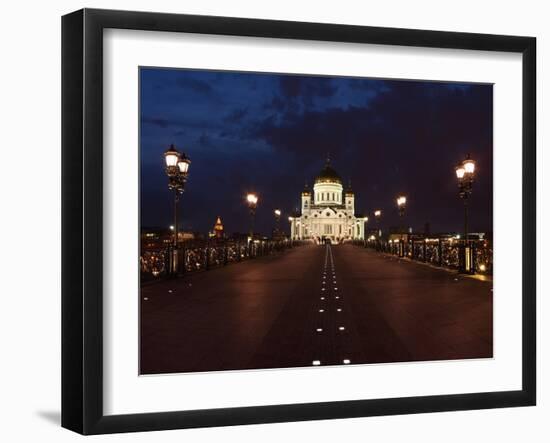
(213, 216, 224, 239)
(345, 180, 355, 213)
(301, 182, 311, 212)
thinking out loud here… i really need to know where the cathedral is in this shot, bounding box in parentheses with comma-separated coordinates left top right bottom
(290, 159, 367, 243)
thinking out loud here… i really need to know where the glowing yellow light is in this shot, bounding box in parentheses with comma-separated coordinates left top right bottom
(274, 209, 281, 216)
(177, 155, 190, 173)
(164, 144, 179, 167)
(464, 158, 475, 174)
(397, 196, 407, 206)
(455, 166, 465, 179)
(374, 210, 381, 217)
(479, 264, 487, 272)
(246, 193, 258, 205)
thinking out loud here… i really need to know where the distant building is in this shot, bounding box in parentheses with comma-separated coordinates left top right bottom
(209, 216, 225, 239)
(141, 227, 194, 249)
(290, 158, 367, 243)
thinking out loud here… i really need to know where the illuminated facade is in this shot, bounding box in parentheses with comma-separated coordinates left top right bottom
(209, 216, 224, 239)
(290, 159, 367, 243)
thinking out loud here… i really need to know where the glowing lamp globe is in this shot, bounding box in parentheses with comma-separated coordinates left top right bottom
(177, 153, 191, 174)
(164, 144, 180, 167)
(246, 193, 258, 205)
(463, 158, 476, 174)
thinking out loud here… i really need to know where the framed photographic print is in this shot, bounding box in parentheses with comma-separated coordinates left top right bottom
(62, 8, 536, 434)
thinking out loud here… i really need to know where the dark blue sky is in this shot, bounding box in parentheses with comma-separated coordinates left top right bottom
(140, 68, 492, 236)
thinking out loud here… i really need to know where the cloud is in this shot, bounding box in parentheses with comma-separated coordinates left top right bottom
(140, 68, 493, 235)
(279, 76, 337, 106)
(142, 116, 171, 128)
(250, 80, 493, 232)
(224, 108, 248, 123)
(175, 76, 213, 94)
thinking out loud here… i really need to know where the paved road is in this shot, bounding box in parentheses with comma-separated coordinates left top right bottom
(140, 243, 492, 374)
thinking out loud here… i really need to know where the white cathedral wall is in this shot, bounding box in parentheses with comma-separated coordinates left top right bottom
(293, 211, 365, 241)
(313, 182, 343, 205)
(294, 182, 363, 241)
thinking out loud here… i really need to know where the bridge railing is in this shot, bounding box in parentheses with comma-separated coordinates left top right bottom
(140, 238, 306, 282)
(352, 238, 492, 275)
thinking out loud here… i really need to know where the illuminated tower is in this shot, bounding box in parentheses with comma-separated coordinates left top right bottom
(345, 180, 355, 213)
(301, 182, 311, 212)
(213, 216, 224, 239)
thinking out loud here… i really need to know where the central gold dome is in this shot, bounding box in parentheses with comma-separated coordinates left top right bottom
(314, 160, 342, 185)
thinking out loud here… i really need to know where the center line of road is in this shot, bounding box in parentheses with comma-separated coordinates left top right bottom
(313, 243, 350, 367)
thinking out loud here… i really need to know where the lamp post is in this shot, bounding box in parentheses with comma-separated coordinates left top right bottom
(374, 209, 382, 242)
(374, 209, 382, 250)
(396, 195, 407, 218)
(274, 209, 281, 238)
(396, 195, 407, 257)
(164, 144, 191, 275)
(455, 154, 476, 273)
(246, 193, 258, 242)
(288, 216, 294, 244)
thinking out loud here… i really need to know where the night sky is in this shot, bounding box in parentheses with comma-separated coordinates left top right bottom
(140, 68, 493, 237)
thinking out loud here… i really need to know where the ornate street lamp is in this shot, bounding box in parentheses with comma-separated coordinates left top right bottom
(374, 209, 382, 239)
(455, 154, 476, 273)
(274, 209, 282, 238)
(396, 195, 407, 257)
(396, 195, 407, 217)
(246, 193, 259, 242)
(164, 143, 191, 274)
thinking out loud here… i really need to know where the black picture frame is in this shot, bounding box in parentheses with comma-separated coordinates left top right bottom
(62, 8, 536, 435)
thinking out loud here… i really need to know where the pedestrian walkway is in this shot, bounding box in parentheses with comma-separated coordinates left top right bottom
(140, 243, 493, 374)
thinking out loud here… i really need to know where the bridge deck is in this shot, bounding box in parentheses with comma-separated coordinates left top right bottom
(140, 243, 492, 374)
